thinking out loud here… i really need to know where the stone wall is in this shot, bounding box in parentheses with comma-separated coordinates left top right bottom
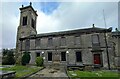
(20, 32, 115, 69)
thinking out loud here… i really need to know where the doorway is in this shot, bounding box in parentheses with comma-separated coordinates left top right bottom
(94, 54, 101, 65)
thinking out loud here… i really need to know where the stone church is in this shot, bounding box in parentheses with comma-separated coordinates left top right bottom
(16, 3, 120, 69)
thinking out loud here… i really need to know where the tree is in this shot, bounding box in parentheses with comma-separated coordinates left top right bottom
(21, 52, 31, 65)
(2, 49, 15, 65)
(6, 50, 15, 65)
(2, 49, 8, 56)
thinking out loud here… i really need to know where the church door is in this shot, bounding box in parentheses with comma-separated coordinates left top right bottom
(94, 54, 101, 65)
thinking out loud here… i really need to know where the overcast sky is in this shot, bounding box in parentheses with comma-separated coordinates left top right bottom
(0, 0, 120, 49)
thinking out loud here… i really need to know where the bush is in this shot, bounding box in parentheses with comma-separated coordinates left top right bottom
(21, 52, 31, 65)
(35, 56, 43, 66)
(2, 50, 15, 65)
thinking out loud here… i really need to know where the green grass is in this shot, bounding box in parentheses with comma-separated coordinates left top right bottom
(1, 65, 43, 78)
(68, 70, 119, 79)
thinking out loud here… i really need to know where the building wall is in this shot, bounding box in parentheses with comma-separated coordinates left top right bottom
(20, 32, 115, 69)
(112, 34, 120, 67)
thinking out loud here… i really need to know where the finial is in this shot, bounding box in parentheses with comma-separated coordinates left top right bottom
(108, 27, 112, 31)
(30, 2, 32, 6)
(115, 28, 119, 32)
(22, 5, 24, 7)
(92, 24, 95, 28)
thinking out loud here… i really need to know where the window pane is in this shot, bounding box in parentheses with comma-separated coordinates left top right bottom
(48, 52, 52, 61)
(35, 38, 40, 47)
(61, 52, 66, 61)
(61, 37, 66, 46)
(48, 38, 53, 46)
(36, 52, 40, 57)
(22, 16, 27, 26)
(31, 19, 35, 29)
(25, 39, 30, 51)
(75, 36, 81, 45)
(76, 52, 82, 62)
(92, 34, 99, 44)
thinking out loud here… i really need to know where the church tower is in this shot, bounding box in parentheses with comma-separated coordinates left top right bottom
(16, 2, 38, 63)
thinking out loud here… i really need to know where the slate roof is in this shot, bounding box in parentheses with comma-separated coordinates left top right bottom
(20, 27, 112, 40)
(112, 31, 120, 37)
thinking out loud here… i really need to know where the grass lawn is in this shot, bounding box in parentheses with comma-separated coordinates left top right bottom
(68, 70, 119, 79)
(1, 65, 43, 78)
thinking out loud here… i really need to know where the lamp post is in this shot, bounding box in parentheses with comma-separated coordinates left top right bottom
(66, 51, 69, 66)
(42, 51, 44, 54)
(42, 51, 45, 59)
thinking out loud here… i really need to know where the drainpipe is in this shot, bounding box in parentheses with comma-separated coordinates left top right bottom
(20, 40, 23, 65)
(104, 32, 110, 70)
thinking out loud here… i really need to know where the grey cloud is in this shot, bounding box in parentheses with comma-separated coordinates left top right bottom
(1, 2, 20, 49)
(1, 2, 118, 49)
(51, 2, 118, 31)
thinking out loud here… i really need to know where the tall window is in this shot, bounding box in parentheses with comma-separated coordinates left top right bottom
(92, 34, 100, 46)
(22, 16, 27, 26)
(31, 18, 35, 29)
(48, 38, 53, 46)
(75, 36, 81, 45)
(76, 52, 82, 62)
(35, 38, 41, 47)
(25, 39, 30, 51)
(61, 52, 66, 61)
(48, 52, 52, 61)
(36, 52, 40, 57)
(60, 37, 66, 46)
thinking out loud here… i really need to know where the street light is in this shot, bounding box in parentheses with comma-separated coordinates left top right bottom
(42, 51, 44, 58)
(42, 51, 44, 54)
(66, 51, 69, 54)
(66, 51, 69, 66)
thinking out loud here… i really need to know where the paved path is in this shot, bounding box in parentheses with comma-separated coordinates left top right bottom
(27, 67, 69, 79)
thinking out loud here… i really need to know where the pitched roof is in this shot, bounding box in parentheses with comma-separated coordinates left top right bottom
(20, 27, 112, 40)
(112, 31, 120, 37)
(36, 27, 111, 37)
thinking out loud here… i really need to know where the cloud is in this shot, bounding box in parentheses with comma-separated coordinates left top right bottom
(37, 2, 118, 33)
(1, 2, 118, 49)
(36, 10, 60, 33)
(1, 0, 120, 2)
(1, 2, 20, 49)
